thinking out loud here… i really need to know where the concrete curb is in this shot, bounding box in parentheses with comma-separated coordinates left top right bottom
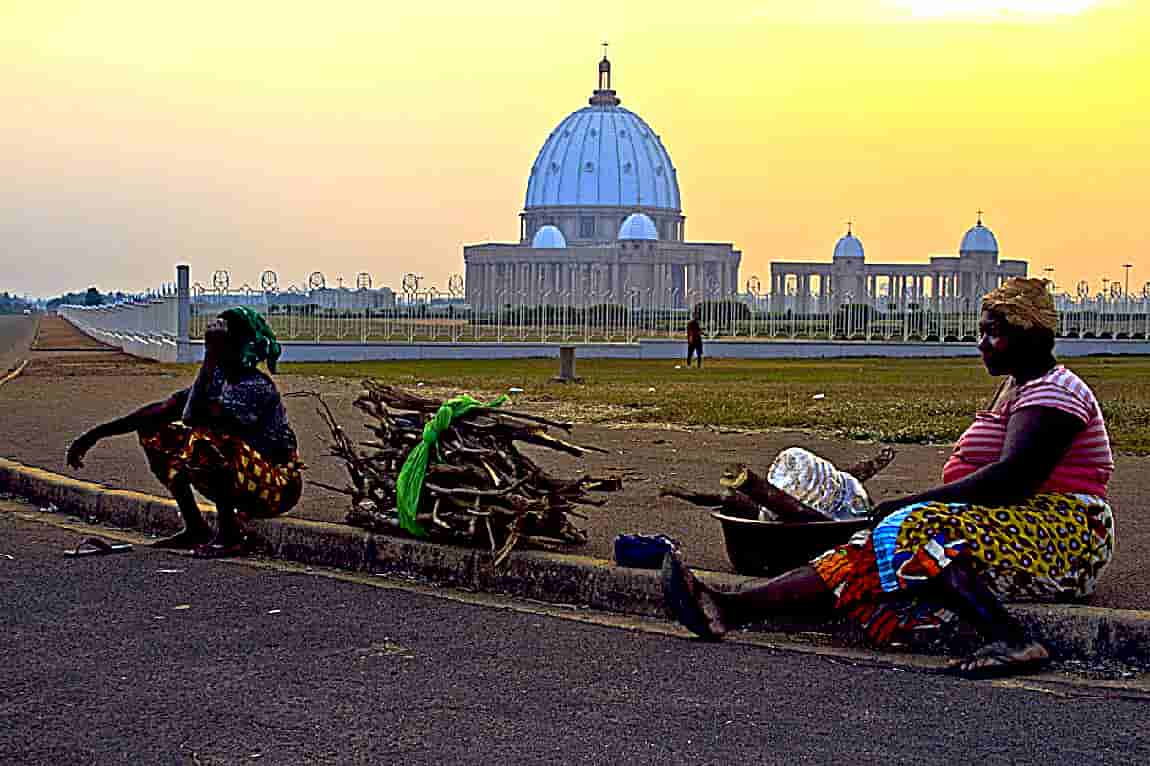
(3, 456, 1148, 667)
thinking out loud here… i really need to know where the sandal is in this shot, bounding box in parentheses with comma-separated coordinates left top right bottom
(945, 640, 1051, 679)
(65, 537, 133, 557)
(661, 550, 725, 640)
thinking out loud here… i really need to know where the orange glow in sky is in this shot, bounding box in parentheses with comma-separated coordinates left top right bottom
(1, 1, 1146, 296)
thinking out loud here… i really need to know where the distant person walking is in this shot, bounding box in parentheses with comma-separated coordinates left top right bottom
(686, 313, 703, 368)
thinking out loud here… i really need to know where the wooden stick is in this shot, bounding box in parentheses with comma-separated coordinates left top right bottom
(423, 474, 532, 498)
(309, 479, 356, 497)
(659, 485, 726, 507)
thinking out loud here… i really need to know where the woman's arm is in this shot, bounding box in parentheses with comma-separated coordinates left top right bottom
(871, 406, 1084, 516)
(66, 391, 188, 468)
(181, 320, 228, 425)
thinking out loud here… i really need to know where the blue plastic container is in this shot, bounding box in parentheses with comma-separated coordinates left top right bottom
(613, 533, 680, 569)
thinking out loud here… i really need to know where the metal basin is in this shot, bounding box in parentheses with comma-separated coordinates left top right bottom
(712, 512, 872, 577)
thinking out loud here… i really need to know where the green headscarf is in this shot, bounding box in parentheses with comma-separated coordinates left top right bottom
(218, 306, 282, 373)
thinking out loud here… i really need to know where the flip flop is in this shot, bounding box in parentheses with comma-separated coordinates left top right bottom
(661, 550, 721, 641)
(65, 537, 133, 557)
(944, 640, 1051, 679)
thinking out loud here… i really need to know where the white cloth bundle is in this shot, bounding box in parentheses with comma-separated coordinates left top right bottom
(766, 447, 872, 521)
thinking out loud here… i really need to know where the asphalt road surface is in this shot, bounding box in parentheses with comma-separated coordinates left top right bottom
(3, 508, 1148, 766)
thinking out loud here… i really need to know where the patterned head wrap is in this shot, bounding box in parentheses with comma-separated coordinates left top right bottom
(981, 277, 1058, 333)
(218, 307, 282, 373)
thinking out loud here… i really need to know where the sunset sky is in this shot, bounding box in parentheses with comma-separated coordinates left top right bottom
(2, 1, 1147, 297)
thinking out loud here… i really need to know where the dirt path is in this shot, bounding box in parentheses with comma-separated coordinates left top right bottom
(4, 317, 1149, 610)
(0, 315, 37, 377)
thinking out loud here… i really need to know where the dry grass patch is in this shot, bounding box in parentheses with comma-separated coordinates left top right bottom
(163, 356, 1150, 454)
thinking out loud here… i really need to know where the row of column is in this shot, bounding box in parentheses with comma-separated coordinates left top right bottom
(466, 261, 738, 308)
(768, 270, 1016, 304)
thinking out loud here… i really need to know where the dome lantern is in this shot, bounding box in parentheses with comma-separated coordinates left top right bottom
(590, 42, 620, 107)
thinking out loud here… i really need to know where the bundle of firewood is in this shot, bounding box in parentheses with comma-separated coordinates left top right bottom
(659, 447, 896, 521)
(307, 381, 620, 565)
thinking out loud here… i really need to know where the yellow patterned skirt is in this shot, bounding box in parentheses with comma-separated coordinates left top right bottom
(139, 422, 303, 519)
(813, 493, 1115, 646)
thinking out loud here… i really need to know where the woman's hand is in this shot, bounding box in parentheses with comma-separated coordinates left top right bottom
(66, 433, 96, 469)
(203, 319, 229, 361)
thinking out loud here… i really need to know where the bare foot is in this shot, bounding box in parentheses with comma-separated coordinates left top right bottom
(192, 541, 246, 559)
(946, 640, 1050, 679)
(151, 528, 213, 549)
(661, 550, 728, 640)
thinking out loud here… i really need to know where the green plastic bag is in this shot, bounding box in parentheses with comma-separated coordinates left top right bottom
(395, 394, 508, 537)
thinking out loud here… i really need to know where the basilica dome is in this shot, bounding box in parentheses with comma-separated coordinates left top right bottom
(833, 228, 864, 260)
(523, 57, 681, 212)
(531, 225, 567, 248)
(960, 216, 999, 254)
(618, 212, 659, 241)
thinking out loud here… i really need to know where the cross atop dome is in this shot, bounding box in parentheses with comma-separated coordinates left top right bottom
(590, 44, 621, 107)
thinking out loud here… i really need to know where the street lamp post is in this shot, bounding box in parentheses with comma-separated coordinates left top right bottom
(1123, 263, 1134, 297)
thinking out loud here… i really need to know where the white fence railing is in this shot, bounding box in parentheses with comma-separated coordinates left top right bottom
(58, 294, 181, 361)
(187, 293, 1150, 344)
(56, 267, 1150, 361)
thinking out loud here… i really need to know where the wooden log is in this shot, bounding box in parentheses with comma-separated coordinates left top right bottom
(719, 464, 826, 522)
(722, 490, 774, 521)
(659, 484, 772, 520)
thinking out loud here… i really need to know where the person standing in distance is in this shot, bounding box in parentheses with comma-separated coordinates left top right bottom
(686, 311, 704, 368)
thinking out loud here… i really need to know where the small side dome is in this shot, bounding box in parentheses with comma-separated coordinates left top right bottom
(618, 212, 659, 241)
(531, 225, 567, 249)
(960, 218, 999, 254)
(833, 232, 864, 260)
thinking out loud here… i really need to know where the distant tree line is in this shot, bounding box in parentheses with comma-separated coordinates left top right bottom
(0, 292, 33, 314)
(45, 287, 129, 309)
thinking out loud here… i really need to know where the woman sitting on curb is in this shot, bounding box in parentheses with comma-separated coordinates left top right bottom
(66, 307, 302, 558)
(664, 277, 1115, 677)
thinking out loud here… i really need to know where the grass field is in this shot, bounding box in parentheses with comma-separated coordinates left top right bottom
(267, 356, 1150, 455)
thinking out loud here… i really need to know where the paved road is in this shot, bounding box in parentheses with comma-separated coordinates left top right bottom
(3, 508, 1148, 766)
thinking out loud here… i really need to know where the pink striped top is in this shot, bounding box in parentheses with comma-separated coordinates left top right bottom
(942, 365, 1114, 498)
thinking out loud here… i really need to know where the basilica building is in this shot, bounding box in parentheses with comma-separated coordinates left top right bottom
(464, 55, 741, 310)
